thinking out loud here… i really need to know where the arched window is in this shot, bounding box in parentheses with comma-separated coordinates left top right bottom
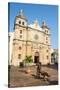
(18, 54, 21, 59)
(47, 56, 49, 59)
(19, 46, 21, 50)
(19, 21, 21, 24)
(20, 35, 22, 38)
(22, 22, 24, 25)
(20, 30, 22, 34)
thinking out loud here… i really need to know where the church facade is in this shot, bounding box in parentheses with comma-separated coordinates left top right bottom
(10, 10, 51, 66)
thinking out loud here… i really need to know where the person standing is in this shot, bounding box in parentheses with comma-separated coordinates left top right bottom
(36, 62, 41, 78)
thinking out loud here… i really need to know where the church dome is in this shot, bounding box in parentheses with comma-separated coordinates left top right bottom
(41, 20, 49, 29)
(16, 10, 27, 21)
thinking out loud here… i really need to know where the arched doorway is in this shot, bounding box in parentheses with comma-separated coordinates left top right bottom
(34, 52, 39, 63)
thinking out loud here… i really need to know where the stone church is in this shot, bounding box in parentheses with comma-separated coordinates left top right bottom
(10, 10, 51, 66)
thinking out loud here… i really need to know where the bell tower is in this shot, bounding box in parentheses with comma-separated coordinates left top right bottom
(13, 10, 28, 40)
(41, 20, 50, 34)
(41, 20, 51, 64)
(15, 9, 28, 27)
(12, 10, 28, 66)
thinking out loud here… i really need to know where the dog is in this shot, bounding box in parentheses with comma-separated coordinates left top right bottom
(40, 71, 50, 81)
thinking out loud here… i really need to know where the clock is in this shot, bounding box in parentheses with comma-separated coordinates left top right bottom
(34, 34, 39, 40)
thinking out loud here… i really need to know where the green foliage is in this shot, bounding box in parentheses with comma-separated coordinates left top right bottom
(24, 56, 33, 63)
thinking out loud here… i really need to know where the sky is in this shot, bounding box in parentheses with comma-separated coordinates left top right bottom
(8, 2, 58, 49)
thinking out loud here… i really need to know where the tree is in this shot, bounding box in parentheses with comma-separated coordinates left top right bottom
(23, 56, 33, 74)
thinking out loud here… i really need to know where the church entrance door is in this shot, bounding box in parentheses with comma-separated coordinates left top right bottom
(34, 52, 39, 63)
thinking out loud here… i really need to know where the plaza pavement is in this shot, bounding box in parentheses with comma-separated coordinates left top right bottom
(8, 64, 58, 88)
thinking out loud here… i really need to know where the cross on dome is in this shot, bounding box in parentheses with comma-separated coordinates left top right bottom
(17, 9, 27, 20)
(42, 20, 46, 26)
(19, 9, 24, 16)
